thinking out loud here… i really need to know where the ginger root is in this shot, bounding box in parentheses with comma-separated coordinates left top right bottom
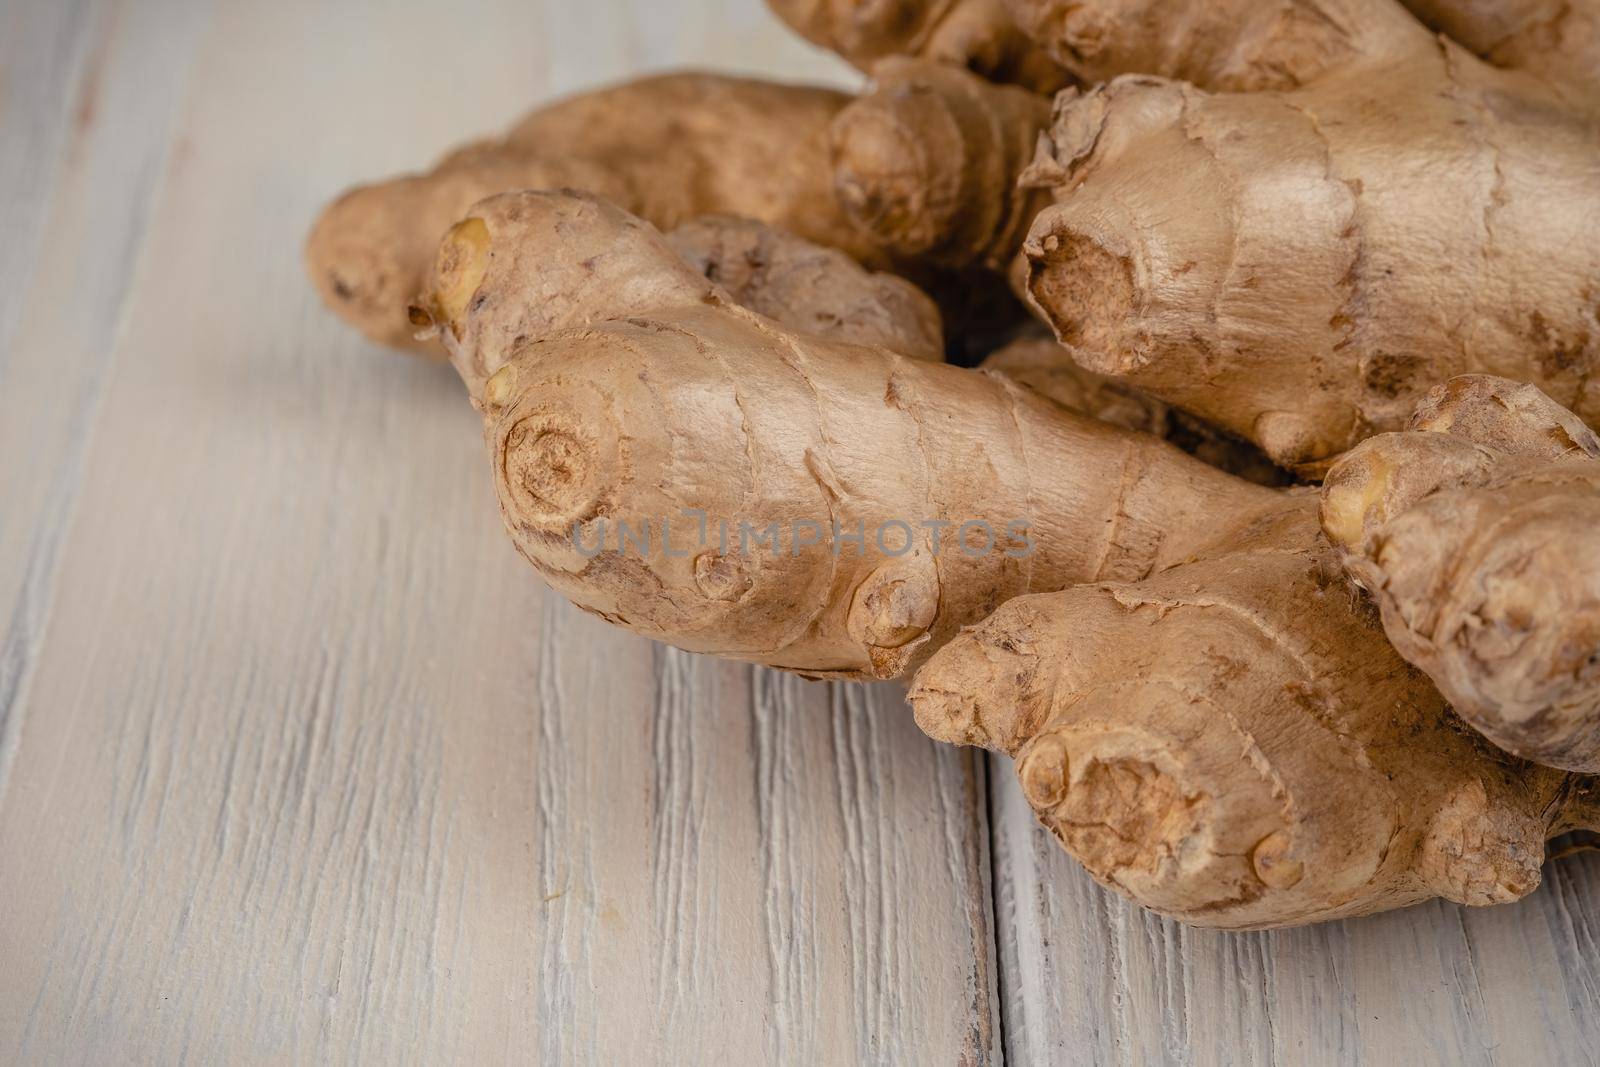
(1015, 0, 1600, 466)
(910, 374, 1600, 926)
(829, 58, 1053, 272)
(909, 521, 1597, 928)
(765, 0, 1072, 92)
(1323, 376, 1600, 771)
(426, 191, 1282, 678)
(301, 1, 1600, 931)
(306, 73, 877, 352)
(985, 336, 1289, 486)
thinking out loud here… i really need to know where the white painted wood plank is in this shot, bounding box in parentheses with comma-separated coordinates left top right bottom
(0, 0, 999, 1061)
(530, 626, 999, 1064)
(990, 754, 1600, 1066)
(0, 0, 217, 800)
(0, 0, 101, 362)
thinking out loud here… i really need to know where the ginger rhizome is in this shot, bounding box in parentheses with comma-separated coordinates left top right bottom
(306, 73, 880, 352)
(765, 0, 1071, 92)
(910, 375, 1600, 927)
(427, 191, 1275, 679)
(821, 0, 1600, 467)
(1015, 0, 1600, 466)
(1323, 375, 1600, 772)
(909, 513, 1598, 928)
(666, 215, 946, 364)
(298, 0, 1600, 931)
(430, 192, 1599, 927)
(829, 58, 1053, 274)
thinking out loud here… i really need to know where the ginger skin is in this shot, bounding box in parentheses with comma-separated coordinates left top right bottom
(985, 336, 1289, 486)
(666, 215, 945, 364)
(909, 530, 1595, 928)
(306, 73, 877, 353)
(765, 0, 1072, 92)
(1323, 376, 1600, 771)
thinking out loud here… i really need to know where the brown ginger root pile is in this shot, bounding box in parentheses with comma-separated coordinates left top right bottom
(428, 191, 1600, 927)
(765, 0, 1072, 92)
(306, 72, 880, 352)
(1323, 376, 1600, 771)
(301, 2, 1600, 930)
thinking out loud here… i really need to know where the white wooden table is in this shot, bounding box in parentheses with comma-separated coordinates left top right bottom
(0, 0, 1595, 1062)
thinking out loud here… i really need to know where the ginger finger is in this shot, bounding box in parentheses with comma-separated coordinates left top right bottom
(766, 0, 1072, 92)
(814, 1, 1600, 464)
(432, 191, 1282, 678)
(1323, 376, 1600, 771)
(1399, 0, 1600, 98)
(1003, 0, 1427, 91)
(983, 336, 1290, 485)
(307, 72, 875, 353)
(909, 532, 1594, 928)
(829, 58, 1053, 270)
(1022, 50, 1600, 465)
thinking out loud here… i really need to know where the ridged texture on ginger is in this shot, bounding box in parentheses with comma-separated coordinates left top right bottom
(420, 200, 947, 399)
(767, 0, 1072, 91)
(813, 2, 1600, 465)
(911, 376, 1600, 927)
(306, 73, 874, 352)
(983, 337, 1289, 485)
(1323, 376, 1600, 771)
(1401, 0, 1600, 98)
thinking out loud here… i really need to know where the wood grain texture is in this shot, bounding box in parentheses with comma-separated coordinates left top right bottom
(0, 0, 1594, 1063)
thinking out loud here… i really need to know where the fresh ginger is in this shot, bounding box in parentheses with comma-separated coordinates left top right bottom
(1323, 375, 1600, 771)
(984, 336, 1289, 486)
(827, 0, 1600, 466)
(306, 73, 878, 352)
(912, 373, 1600, 926)
(765, 0, 1071, 92)
(423, 190, 1280, 679)
(829, 58, 1053, 274)
(1016, 0, 1600, 465)
(424, 191, 1599, 927)
(909, 513, 1598, 928)
(1004, 0, 1600, 94)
